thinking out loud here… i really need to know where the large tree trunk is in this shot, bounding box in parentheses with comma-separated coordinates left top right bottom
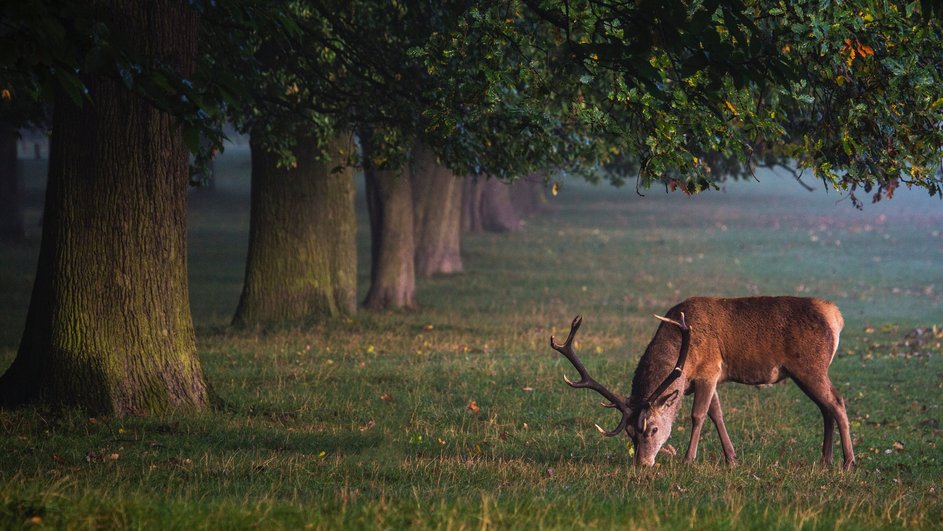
(462, 176, 522, 233)
(411, 143, 463, 276)
(361, 133, 415, 310)
(0, 1, 210, 415)
(0, 122, 25, 241)
(232, 132, 356, 327)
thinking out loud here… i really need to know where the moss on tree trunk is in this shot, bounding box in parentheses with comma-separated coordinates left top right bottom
(232, 132, 356, 327)
(411, 143, 463, 277)
(0, 0, 211, 415)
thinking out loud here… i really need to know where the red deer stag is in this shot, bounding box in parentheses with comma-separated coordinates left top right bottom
(551, 296, 855, 470)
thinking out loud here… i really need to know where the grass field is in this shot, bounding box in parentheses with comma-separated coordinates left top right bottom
(2, 146, 942, 529)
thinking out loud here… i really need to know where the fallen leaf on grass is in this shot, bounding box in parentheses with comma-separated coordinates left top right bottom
(892, 441, 905, 451)
(467, 400, 480, 413)
(359, 420, 376, 432)
(379, 393, 393, 402)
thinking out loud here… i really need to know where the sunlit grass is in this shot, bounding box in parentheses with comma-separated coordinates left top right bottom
(1, 152, 942, 528)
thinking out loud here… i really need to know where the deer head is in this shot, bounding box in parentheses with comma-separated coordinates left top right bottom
(550, 313, 690, 466)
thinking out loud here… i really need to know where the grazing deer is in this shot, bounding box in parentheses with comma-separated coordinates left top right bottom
(551, 296, 855, 470)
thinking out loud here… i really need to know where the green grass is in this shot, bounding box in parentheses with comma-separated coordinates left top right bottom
(1, 148, 942, 529)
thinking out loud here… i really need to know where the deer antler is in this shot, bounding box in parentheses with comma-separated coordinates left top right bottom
(646, 312, 691, 405)
(551, 315, 633, 437)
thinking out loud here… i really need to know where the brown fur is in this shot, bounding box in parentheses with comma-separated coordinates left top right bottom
(628, 296, 855, 469)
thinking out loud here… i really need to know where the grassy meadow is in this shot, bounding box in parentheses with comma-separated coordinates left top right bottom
(1, 145, 942, 529)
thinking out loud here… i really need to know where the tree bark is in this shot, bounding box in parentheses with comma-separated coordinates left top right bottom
(232, 131, 356, 327)
(361, 133, 416, 310)
(411, 143, 463, 276)
(462, 176, 522, 233)
(0, 122, 25, 241)
(0, 1, 211, 415)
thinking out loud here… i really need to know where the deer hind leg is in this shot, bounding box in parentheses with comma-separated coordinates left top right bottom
(684, 379, 716, 463)
(792, 375, 855, 470)
(708, 391, 737, 466)
(818, 403, 836, 466)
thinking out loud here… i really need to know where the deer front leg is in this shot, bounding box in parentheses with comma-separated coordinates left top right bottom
(708, 391, 737, 466)
(684, 380, 716, 462)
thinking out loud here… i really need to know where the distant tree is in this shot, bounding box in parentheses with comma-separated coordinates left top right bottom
(214, 29, 360, 327)
(0, 121, 24, 241)
(411, 144, 464, 277)
(462, 177, 522, 234)
(232, 130, 356, 327)
(0, 68, 49, 242)
(360, 127, 417, 309)
(510, 177, 549, 218)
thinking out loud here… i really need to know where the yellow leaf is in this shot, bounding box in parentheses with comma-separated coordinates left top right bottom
(1, 89, 10, 101)
(724, 100, 738, 116)
(551, 182, 560, 196)
(930, 97, 943, 110)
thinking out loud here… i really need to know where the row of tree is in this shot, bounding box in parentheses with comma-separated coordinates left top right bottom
(1, 0, 941, 415)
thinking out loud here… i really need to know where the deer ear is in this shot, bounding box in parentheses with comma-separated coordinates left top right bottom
(653, 389, 679, 410)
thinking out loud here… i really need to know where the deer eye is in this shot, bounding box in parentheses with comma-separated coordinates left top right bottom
(651, 426, 658, 434)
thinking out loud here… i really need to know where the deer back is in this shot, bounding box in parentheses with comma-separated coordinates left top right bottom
(633, 296, 844, 394)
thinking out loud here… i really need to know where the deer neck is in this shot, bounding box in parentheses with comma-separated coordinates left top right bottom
(629, 341, 689, 411)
